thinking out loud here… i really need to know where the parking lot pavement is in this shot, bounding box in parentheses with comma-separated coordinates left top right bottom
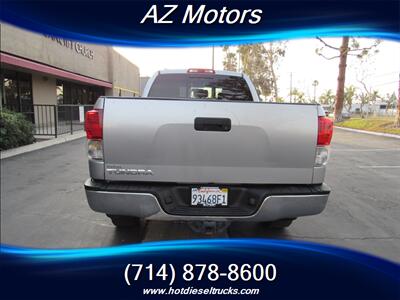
(1, 128, 399, 261)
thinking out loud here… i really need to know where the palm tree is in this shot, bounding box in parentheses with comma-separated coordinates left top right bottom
(319, 89, 335, 109)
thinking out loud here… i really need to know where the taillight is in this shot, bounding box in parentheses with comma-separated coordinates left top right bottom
(317, 116, 333, 146)
(315, 116, 333, 167)
(85, 109, 103, 139)
(85, 109, 103, 160)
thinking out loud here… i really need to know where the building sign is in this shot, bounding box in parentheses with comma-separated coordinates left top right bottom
(44, 35, 94, 59)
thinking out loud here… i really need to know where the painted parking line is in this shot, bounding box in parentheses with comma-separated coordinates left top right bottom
(358, 165, 400, 169)
(332, 149, 400, 152)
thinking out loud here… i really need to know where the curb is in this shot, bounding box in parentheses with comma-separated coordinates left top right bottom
(334, 126, 400, 139)
(1, 131, 86, 160)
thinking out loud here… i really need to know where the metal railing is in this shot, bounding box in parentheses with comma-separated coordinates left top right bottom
(56, 104, 94, 136)
(3, 104, 94, 137)
(33, 105, 58, 136)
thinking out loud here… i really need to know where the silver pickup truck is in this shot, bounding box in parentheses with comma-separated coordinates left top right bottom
(84, 69, 333, 229)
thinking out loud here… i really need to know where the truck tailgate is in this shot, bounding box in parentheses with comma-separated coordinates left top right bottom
(102, 98, 318, 184)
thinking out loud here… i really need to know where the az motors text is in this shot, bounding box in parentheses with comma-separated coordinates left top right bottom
(140, 5, 262, 25)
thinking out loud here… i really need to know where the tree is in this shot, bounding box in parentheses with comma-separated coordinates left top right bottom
(319, 89, 335, 109)
(357, 91, 368, 118)
(344, 85, 356, 113)
(222, 46, 238, 72)
(355, 51, 382, 118)
(316, 37, 380, 122)
(264, 42, 286, 100)
(357, 84, 381, 118)
(353, 49, 383, 118)
(223, 42, 285, 101)
(384, 92, 397, 115)
(236, 44, 272, 99)
(291, 88, 306, 103)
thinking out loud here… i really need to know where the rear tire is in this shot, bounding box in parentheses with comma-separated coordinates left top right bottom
(107, 214, 141, 228)
(264, 218, 295, 229)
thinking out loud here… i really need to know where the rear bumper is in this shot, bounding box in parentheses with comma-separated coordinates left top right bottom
(84, 179, 330, 221)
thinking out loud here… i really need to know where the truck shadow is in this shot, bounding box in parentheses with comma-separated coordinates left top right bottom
(227, 222, 291, 239)
(108, 226, 145, 245)
(106, 221, 291, 245)
(141, 221, 227, 242)
(135, 221, 290, 243)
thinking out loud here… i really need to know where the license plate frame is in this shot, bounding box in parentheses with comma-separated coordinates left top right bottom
(191, 187, 228, 207)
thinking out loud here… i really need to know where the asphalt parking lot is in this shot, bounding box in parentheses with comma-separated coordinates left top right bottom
(1, 128, 399, 261)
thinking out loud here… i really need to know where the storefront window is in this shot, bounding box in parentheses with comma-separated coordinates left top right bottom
(56, 80, 104, 105)
(19, 72, 33, 113)
(1, 69, 33, 118)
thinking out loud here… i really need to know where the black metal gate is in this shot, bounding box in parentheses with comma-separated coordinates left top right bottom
(3, 104, 93, 137)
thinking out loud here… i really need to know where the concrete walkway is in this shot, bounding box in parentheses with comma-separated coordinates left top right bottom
(1, 131, 86, 159)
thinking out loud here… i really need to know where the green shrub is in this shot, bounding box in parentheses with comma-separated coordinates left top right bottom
(0, 109, 35, 150)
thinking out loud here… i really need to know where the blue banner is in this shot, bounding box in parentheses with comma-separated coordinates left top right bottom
(1, 0, 399, 46)
(1, 239, 399, 299)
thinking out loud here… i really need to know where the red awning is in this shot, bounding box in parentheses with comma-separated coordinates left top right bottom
(1, 52, 113, 88)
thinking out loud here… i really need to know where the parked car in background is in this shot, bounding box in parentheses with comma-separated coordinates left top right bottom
(321, 105, 332, 116)
(84, 69, 333, 230)
(341, 111, 352, 119)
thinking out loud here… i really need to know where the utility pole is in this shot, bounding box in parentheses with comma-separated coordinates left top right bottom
(314, 86, 316, 102)
(312, 80, 319, 103)
(395, 72, 400, 127)
(238, 52, 241, 72)
(211, 46, 215, 70)
(289, 72, 293, 103)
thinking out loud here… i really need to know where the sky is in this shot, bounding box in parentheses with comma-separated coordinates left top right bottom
(115, 38, 399, 100)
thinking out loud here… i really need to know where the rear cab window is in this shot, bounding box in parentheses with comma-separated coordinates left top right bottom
(148, 74, 253, 101)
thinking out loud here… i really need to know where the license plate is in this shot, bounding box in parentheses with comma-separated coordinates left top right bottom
(191, 187, 228, 207)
